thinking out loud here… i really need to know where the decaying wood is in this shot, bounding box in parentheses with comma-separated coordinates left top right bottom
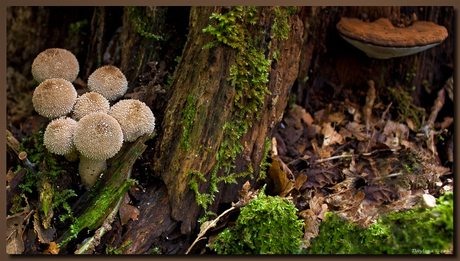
(56, 134, 150, 250)
(153, 6, 304, 234)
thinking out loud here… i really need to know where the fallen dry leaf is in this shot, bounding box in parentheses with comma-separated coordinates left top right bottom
(33, 214, 56, 244)
(43, 242, 60, 254)
(267, 156, 295, 197)
(321, 122, 343, 146)
(343, 122, 368, 141)
(119, 192, 140, 225)
(6, 211, 32, 254)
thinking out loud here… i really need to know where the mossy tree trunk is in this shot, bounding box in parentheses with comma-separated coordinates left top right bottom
(153, 6, 304, 235)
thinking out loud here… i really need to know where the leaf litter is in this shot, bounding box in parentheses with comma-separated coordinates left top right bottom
(187, 77, 454, 253)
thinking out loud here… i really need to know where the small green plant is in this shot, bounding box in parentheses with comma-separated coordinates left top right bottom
(69, 19, 88, 35)
(105, 240, 133, 254)
(309, 192, 454, 254)
(386, 86, 426, 131)
(127, 7, 163, 40)
(208, 186, 305, 254)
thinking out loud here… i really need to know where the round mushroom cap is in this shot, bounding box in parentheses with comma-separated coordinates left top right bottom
(73, 112, 123, 161)
(108, 99, 155, 142)
(31, 48, 80, 83)
(33, 78, 78, 119)
(72, 92, 110, 121)
(44, 117, 78, 155)
(87, 65, 128, 101)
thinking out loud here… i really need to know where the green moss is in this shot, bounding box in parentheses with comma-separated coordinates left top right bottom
(386, 86, 426, 131)
(208, 186, 305, 254)
(14, 124, 73, 220)
(185, 6, 295, 219)
(257, 137, 272, 181)
(127, 7, 163, 40)
(406, 56, 418, 83)
(309, 192, 454, 254)
(105, 240, 133, 254)
(59, 178, 136, 247)
(69, 19, 89, 35)
(179, 94, 198, 151)
(272, 6, 291, 40)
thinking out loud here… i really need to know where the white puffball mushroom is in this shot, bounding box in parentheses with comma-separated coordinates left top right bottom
(87, 65, 128, 102)
(32, 78, 78, 119)
(73, 112, 123, 188)
(43, 117, 79, 162)
(31, 48, 80, 83)
(108, 99, 156, 142)
(72, 92, 110, 121)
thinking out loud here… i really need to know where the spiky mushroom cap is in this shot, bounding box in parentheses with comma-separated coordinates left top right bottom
(108, 99, 156, 142)
(32, 78, 78, 119)
(72, 92, 110, 121)
(43, 117, 78, 155)
(336, 17, 448, 59)
(73, 112, 123, 161)
(31, 48, 80, 83)
(87, 65, 128, 102)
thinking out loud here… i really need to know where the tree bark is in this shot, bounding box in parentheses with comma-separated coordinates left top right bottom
(153, 6, 304, 234)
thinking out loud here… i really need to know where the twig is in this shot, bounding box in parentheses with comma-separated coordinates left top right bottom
(18, 151, 37, 176)
(186, 206, 236, 254)
(314, 154, 352, 164)
(372, 172, 403, 181)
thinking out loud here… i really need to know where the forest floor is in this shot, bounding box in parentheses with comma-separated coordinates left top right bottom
(6, 60, 454, 254)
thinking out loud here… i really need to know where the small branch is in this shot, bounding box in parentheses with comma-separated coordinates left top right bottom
(186, 206, 236, 254)
(314, 154, 352, 164)
(372, 172, 403, 181)
(18, 151, 37, 176)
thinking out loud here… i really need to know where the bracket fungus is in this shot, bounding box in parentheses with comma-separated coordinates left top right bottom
(43, 117, 79, 162)
(336, 17, 448, 59)
(32, 78, 78, 119)
(72, 92, 110, 121)
(73, 112, 123, 188)
(87, 65, 128, 102)
(108, 99, 156, 142)
(31, 48, 80, 83)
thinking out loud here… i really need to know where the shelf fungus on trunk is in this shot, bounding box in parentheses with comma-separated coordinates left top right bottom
(336, 17, 448, 59)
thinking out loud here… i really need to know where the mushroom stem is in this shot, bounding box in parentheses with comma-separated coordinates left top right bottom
(78, 156, 107, 188)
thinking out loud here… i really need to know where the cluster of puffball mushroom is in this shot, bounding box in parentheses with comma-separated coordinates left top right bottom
(31, 48, 155, 188)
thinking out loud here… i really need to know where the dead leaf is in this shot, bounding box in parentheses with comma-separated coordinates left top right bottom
(294, 174, 308, 191)
(33, 214, 56, 244)
(290, 104, 314, 126)
(344, 122, 368, 141)
(43, 242, 60, 254)
(119, 192, 140, 225)
(318, 145, 333, 158)
(328, 111, 346, 124)
(383, 120, 409, 140)
(321, 122, 343, 146)
(267, 156, 295, 197)
(6, 211, 32, 254)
